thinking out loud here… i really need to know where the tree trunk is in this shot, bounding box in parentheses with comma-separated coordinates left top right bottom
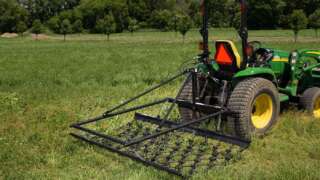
(294, 31, 298, 43)
(64, 34, 66, 41)
(107, 34, 110, 41)
(182, 35, 185, 44)
(316, 29, 318, 39)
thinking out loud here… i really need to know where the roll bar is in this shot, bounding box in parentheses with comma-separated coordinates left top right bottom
(200, 0, 249, 69)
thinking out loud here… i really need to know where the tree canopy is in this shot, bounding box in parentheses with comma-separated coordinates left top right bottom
(0, 0, 28, 33)
(0, 0, 318, 34)
(309, 9, 320, 37)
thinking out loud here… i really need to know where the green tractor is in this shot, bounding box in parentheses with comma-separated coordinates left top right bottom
(177, 0, 320, 140)
(71, 0, 320, 178)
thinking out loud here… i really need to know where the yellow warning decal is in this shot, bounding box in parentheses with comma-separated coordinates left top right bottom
(306, 51, 320, 55)
(272, 56, 289, 62)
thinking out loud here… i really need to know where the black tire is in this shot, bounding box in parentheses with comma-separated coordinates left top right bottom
(227, 78, 280, 140)
(177, 76, 225, 131)
(300, 87, 320, 118)
(177, 76, 198, 122)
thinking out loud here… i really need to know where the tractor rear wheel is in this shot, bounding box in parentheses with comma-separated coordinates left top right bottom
(177, 76, 199, 122)
(227, 78, 280, 140)
(300, 87, 320, 118)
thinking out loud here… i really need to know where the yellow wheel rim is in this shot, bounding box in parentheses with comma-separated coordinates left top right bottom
(313, 97, 320, 118)
(251, 93, 273, 129)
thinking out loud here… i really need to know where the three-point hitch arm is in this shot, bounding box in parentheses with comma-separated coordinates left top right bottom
(200, 0, 249, 69)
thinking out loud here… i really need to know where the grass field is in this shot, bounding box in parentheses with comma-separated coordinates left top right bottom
(1, 29, 320, 180)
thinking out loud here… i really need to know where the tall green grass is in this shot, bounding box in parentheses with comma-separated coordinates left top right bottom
(0, 30, 319, 179)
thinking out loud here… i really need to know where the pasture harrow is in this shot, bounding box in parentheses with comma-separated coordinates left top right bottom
(71, 0, 320, 178)
(71, 70, 249, 178)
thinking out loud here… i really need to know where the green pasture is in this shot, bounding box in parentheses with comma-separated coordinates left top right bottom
(0, 29, 320, 179)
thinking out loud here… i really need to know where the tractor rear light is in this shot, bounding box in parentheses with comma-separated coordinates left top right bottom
(246, 46, 254, 57)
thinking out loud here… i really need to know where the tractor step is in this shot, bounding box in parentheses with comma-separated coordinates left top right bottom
(279, 93, 289, 102)
(71, 113, 248, 178)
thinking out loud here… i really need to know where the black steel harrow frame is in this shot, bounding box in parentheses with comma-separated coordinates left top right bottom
(70, 69, 250, 178)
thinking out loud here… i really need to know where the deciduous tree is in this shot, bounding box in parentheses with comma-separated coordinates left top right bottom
(47, 16, 60, 33)
(149, 10, 172, 31)
(176, 14, 192, 43)
(60, 19, 72, 41)
(289, 10, 308, 42)
(309, 10, 320, 38)
(95, 14, 116, 41)
(73, 19, 83, 35)
(16, 21, 27, 37)
(128, 18, 139, 35)
(31, 19, 44, 40)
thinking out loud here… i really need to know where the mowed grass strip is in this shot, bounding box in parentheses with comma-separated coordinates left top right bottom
(0, 30, 319, 179)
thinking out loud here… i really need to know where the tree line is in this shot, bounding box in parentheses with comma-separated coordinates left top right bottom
(0, 0, 320, 41)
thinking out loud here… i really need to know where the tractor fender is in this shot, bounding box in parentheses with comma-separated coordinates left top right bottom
(232, 68, 277, 86)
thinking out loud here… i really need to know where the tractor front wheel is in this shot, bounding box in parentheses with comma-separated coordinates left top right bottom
(300, 87, 320, 118)
(227, 78, 280, 140)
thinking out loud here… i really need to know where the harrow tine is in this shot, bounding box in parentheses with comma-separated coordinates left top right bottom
(134, 113, 250, 148)
(70, 133, 184, 177)
(71, 113, 248, 178)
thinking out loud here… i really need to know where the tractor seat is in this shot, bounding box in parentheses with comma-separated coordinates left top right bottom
(214, 40, 242, 77)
